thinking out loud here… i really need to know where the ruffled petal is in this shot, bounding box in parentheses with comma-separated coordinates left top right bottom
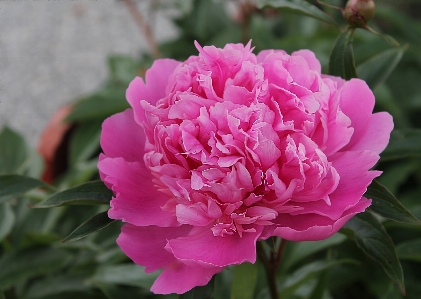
(127, 59, 181, 124)
(291, 150, 380, 219)
(292, 49, 321, 74)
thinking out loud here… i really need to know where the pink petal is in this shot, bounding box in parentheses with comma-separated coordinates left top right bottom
(345, 112, 393, 154)
(166, 226, 262, 267)
(100, 109, 145, 163)
(273, 197, 371, 241)
(151, 261, 222, 294)
(98, 157, 178, 227)
(322, 75, 346, 89)
(176, 204, 214, 226)
(117, 224, 191, 272)
(290, 150, 379, 219)
(126, 59, 181, 123)
(329, 150, 381, 206)
(118, 224, 222, 294)
(339, 79, 393, 154)
(292, 50, 321, 73)
(254, 130, 282, 171)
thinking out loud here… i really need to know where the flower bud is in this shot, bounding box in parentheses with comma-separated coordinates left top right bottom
(343, 0, 376, 28)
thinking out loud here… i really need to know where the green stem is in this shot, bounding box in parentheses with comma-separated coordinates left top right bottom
(239, 0, 253, 45)
(257, 238, 287, 299)
(257, 242, 278, 299)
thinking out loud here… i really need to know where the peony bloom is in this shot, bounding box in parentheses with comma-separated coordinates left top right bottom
(98, 42, 393, 294)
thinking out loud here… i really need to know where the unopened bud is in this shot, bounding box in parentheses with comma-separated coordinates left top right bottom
(343, 0, 376, 28)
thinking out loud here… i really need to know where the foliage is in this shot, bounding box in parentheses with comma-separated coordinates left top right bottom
(2, 0, 421, 298)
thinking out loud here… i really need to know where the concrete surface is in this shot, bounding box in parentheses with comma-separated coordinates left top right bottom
(0, 0, 178, 146)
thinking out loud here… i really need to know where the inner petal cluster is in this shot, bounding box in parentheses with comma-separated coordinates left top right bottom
(139, 43, 343, 238)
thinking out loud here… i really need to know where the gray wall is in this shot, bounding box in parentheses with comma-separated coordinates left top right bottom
(0, 0, 178, 146)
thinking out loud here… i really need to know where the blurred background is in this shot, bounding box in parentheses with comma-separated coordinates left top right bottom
(0, 0, 178, 146)
(2, 0, 421, 146)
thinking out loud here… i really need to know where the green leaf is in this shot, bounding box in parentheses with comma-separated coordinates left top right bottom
(282, 233, 346, 272)
(24, 274, 90, 299)
(55, 159, 99, 188)
(62, 211, 115, 243)
(396, 239, 421, 262)
(0, 247, 72, 289)
(0, 175, 49, 204)
(108, 55, 140, 84)
(21, 232, 62, 249)
(24, 146, 45, 179)
(89, 264, 158, 289)
(0, 127, 29, 174)
(174, 0, 232, 42)
(0, 202, 15, 242)
(214, 269, 233, 299)
(366, 180, 421, 224)
(93, 283, 147, 299)
(257, 0, 337, 25)
(329, 28, 358, 80)
(66, 85, 129, 122)
(343, 212, 405, 294)
(231, 263, 258, 299)
(358, 45, 408, 91)
(381, 129, 421, 161)
(307, 273, 330, 299)
(377, 162, 415, 195)
(34, 181, 113, 208)
(69, 121, 102, 166)
(278, 260, 355, 298)
(179, 278, 215, 299)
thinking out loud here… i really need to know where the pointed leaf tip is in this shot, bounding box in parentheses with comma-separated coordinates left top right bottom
(366, 180, 421, 225)
(62, 211, 115, 243)
(344, 212, 405, 294)
(329, 28, 358, 80)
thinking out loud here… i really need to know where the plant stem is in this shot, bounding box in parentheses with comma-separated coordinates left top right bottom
(123, 0, 162, 59)
(257, 242, 279, 299)
(239, 0, 254, 45)
(275, 238, 287, 267)
(257, 238, 288, 299)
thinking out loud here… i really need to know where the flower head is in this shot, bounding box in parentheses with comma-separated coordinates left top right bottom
(98, 42, 393, 294)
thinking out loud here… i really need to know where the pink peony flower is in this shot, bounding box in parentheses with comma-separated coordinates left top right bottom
(98, 42, 393, 294)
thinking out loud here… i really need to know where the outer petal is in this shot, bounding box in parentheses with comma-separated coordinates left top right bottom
(167, 226, 262, 267)
(274, 197, 371, 241)
(98, 157, 178, 227)
(118, 224, 222, 295)
(329, 150, 380, 207)
(127, 59, 181, 123)
(151, 261, 222, 295)
(344, 112, 393, 154)
(117, 224, 191, 272)
(339, 79, 393, 154)
(100, 109, 145, 163)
